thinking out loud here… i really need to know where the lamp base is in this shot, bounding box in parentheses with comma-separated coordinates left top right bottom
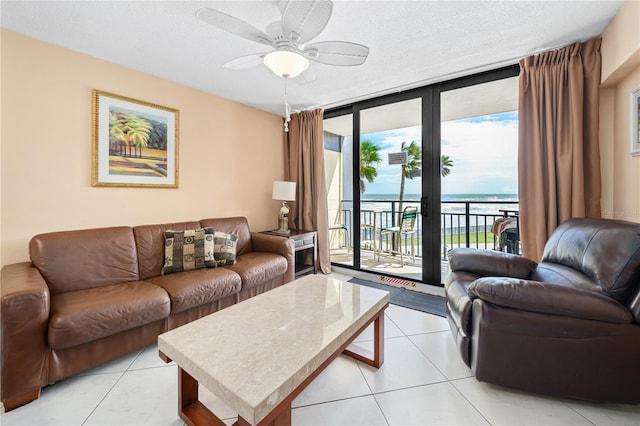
(277, 201, 290, 233)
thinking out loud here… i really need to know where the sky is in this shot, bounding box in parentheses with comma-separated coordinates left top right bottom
(361, 111, 519, 195)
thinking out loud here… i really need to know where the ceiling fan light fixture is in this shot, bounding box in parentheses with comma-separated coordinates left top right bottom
(263, 50, 309, 78)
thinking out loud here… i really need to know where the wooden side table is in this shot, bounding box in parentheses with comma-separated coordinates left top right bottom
(260, 229, 317, 277)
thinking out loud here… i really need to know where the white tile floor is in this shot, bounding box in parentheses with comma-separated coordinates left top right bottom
(2, 272, 640, 426)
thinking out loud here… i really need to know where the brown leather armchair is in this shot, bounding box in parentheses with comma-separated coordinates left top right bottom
(445, 218, 640, 404)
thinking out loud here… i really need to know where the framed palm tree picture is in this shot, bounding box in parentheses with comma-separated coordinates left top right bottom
(92, 90, 179, 187)
(632, 86, 640, 157)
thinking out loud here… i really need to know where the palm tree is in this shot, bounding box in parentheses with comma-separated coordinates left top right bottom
(109, 111, 153, 157)
(359, 139, 381, 193)
(441, 155, 453, 177)
(396, 143, 454, 224)
(397, 141, 422, 223)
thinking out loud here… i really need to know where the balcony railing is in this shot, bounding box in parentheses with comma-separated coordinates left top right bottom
(335, 199, 519, 260)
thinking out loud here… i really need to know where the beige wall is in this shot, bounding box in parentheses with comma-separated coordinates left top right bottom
(324, 149, 341, 247)
(1, 30, 285, 266)
(600, 0, 640, 222)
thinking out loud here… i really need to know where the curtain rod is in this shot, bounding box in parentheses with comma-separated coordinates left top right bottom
(308, 38, 592, 112)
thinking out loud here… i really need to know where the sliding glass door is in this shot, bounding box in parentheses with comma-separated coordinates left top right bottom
(324, 65, 520, 286)
(438, 72, 520, 283)
(358, 98, 423, 282)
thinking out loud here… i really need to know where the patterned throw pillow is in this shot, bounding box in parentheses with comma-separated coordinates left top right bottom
(162, 228, 217, 275)
(213, 231, 238, 266)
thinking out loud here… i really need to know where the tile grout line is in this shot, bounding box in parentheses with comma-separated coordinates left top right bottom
(405, 331, 452, 382)
(563, 402, 597, 426)
(354, 355, 391, 426)
(80, 347, 145, 425)
(447, 378, 494, 426)
(80, 369, 129, 425)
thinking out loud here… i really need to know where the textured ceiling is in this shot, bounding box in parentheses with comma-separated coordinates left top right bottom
(1, 1, 624, 118)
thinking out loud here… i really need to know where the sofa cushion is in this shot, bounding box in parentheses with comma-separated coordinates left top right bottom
(29, 227, 139, 296)
(229, 252, 288, 290)
(200, 217, 253, 256)
(530, 263, 599, 292)
(162, 228, 216, 275)
(134, 221, 200, 280)
(214, 231, 238, 266)
(49, 281, 170, 350)
(148, 267, 241, 314)
(541, 218, 640, 302)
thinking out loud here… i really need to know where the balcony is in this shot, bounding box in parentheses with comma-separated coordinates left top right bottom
(329, 199, 520, 282)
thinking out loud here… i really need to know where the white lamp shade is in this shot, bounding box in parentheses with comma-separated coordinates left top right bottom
(272, 181, 296, 201)
(263, 51, 309, 78)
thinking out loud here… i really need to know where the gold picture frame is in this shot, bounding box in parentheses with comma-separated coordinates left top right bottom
(92, 89, 179, 187)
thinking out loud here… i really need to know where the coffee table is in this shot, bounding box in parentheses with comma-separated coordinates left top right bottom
(158, 274, 389, 426)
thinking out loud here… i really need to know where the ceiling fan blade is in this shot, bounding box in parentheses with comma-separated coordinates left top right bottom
(281, 0, 333, 44)
(302, 41, 369, 66)
(223, 54, 265, 70)
(196, 7, 274, 46)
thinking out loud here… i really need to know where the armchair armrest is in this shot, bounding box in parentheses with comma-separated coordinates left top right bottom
(1, 262, 51, 408)
(448, 248, 537, 279)
(468, 277, 633, 324)
(250, 232, 295, 283)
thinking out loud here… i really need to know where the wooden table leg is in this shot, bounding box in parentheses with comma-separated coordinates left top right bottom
(343, 310, 385, 368)
(178, 367, 226, 426)
(236, 403, 291, 426)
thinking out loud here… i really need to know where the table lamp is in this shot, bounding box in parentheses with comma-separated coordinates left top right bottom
(272, 181, 296, 233)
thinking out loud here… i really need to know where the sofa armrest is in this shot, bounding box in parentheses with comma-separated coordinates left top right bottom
(250, 232, 295, 283)
(1, 262, 51, 408)
(448, 248, 537, 279)
(468, 277, 633, 324)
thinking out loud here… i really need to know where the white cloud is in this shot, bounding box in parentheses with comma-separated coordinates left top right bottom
(441, 116, 518, 194)
(361, 113, 518, 195)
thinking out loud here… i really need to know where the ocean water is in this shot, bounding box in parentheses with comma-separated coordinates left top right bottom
(359, 193, 519, 215)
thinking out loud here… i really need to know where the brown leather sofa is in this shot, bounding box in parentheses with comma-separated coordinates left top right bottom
(445, 217, 640, 404)
(1, 217, 295, 411)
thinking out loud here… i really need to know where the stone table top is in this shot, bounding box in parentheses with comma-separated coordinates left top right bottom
(158, 274, 390, 424)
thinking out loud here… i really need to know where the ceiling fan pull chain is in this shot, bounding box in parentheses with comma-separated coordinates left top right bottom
(284, 77, 291, 132)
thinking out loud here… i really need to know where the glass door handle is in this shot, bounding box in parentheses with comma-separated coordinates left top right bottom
(420, 196, 428, 217)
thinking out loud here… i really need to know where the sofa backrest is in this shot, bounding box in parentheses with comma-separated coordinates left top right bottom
(539, 218, 640, 305)
(29, 227, 139, 295)
(133, 221, 200, 280)
(199, 217, 253, 256)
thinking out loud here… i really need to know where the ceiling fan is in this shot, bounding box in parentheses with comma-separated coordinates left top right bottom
(196, 0, 370, 81)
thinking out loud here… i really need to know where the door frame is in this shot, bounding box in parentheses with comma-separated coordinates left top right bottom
(325, 64, 520, 286)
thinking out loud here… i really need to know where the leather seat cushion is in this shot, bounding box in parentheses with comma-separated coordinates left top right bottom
(149, 267, 241, 313)
(133, 221, 201, 280)
(229, 252, 287, 290)
(49, 281, 170, 350)
(199, 217, 253, 256)
(30, 226, 139, 295)
(541, 218, 640, 301)
(531, 263, 600, 292)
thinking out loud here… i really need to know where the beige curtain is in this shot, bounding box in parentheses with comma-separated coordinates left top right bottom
(518, 38, 602, 262)
(284, 109, 331, 273)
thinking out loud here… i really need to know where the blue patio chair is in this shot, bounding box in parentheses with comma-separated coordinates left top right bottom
(377, 206, 418, 266)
